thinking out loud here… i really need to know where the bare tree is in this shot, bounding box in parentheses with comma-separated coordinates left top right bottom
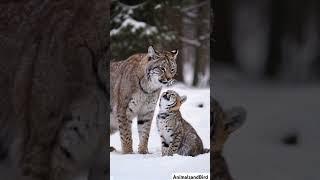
(180, 0, 210, 86)
(193, 0, 210, 87)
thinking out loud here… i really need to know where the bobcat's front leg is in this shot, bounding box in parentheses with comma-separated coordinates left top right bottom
(117, 112, 133, 154)
(166, 133, 182, 156)
(160, 135, 169, 156)
(137, 111, 154, 154)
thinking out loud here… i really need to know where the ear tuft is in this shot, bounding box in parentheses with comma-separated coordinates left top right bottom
(180, 95, 187, 104)
(171, 49, 178, 59)
(225, 106, 247, 133)
(148, 46, 156, 60)
(171, 49, 177, 54)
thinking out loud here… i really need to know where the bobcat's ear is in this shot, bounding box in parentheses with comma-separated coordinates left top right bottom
(225, 106, 247, 133)
(148, 45, 157, 60)
(171, 49, 178, 60)
(180, 95, 187, 104)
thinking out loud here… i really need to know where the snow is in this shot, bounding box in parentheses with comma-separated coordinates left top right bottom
(110, 85, 210, 180)
(111, 17, 158, 36)
(154, 4, 162, 10)
(111, 3, 158, 37)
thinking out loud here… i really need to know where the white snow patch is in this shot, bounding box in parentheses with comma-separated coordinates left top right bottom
(111, 17, 158, 36)
(154, 4, 162, 9)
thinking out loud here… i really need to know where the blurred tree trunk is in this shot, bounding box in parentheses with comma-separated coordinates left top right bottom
(193, 0, 210, 86)
(164, 4, 184, 82)
(213, 0, 233, 63)
(175, 21, 184, 82)
(277, 0, 317, 81)
(180, 0, 210, 86)
(180, 0, 199, 86)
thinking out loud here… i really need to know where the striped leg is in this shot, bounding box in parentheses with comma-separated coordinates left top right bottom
(162, 147, 169, 156)
(160, 135, 169, 156)
(117, 113, 133, 154)
(167, 133, 182, 156)
(137, 112, 153, 154)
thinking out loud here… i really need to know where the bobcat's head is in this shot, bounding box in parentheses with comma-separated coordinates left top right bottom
(146, 46, 178, 88)
(159, 90, 186, 112)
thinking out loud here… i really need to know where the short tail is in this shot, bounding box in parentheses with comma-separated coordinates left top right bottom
(202, 148, 210, 154)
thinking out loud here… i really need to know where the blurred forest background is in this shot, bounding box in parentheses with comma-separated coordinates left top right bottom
(214, 0, 320, 82)
(213, 1, 320, 180)
(111, 0, 211, 87)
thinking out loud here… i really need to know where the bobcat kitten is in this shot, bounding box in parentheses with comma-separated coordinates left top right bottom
(156, 90, 209, 156)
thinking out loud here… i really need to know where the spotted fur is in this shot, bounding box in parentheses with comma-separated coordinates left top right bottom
(156, 90, 209, 156)
(110, 46, 178, 154)
(212, 99, 247, 180)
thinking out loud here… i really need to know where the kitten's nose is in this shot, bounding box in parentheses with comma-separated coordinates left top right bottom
(163, 92, 170, 100)
(168, 79, 175, 86)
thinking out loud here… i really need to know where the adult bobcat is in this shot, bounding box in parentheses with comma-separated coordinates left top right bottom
(156, 90, 209, 156)
(110, 46, 178, 154)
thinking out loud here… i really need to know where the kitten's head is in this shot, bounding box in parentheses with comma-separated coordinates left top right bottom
(146, 46, 178, 88)
(159, 90, 186, 111)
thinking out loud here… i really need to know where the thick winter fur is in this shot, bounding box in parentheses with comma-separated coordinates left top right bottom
(110, 46, 178, 154)
(157, 90, 209, 156)
(212, 99, 247, 180)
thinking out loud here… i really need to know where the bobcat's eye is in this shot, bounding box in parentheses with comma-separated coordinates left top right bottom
(171, 68, 175, 73)
(160, 67, 165, 72)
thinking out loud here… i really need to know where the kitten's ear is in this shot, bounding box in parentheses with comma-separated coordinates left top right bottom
(225, 106, 247, 133)
(180, 95, 187, 104)
(148, 45, 156, 60)
(171, 49, 178, 60)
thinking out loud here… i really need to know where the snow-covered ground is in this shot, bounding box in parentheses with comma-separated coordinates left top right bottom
(110, 85, 210, 180)
(214, 66, 320, 180)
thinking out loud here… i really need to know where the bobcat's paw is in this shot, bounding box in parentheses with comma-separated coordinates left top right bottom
(122, 147, 133, 154)
(122, 150, 133, 154)
(138, 149, 149, 154)
(138, 146, 149, 154)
